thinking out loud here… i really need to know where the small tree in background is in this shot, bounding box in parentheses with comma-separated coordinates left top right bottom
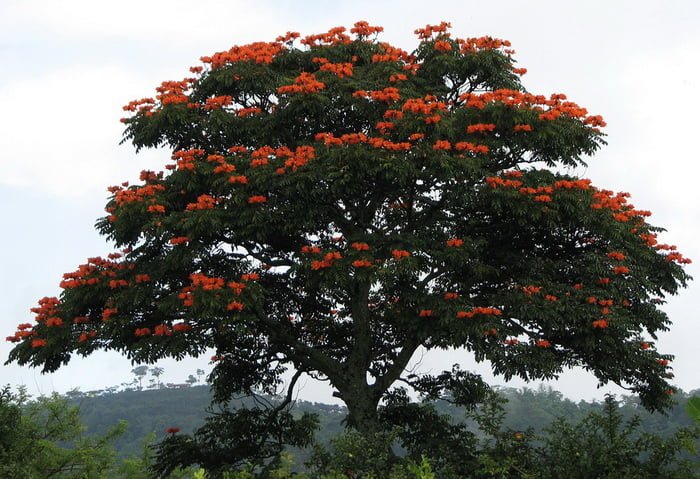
(131, 365, 149, 391)
(6, 21, 691, 475)
(151, 366, 165, 389)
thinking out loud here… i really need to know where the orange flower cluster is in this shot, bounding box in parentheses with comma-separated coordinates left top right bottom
(109, 279, 128, 289)
(313, 132, 412, 151)
(203, 95, 233, 110)
(318, 61, 354, 78)
(301, 245, 322, 254)
(485, 176, 523, 189)
(351, 242, 370, 251)
(248, 195, 267, 204)
(454, 142, 490, 154)
(372, 42, 412, 64)
(402, 96, 447, 123)
(227, 301, 245, 312)
(504, 338, 519, 345)
(186, 194, 217, 211)
(147, 204, 165, 213)
(419, 309, 434, 317)
(383, 109, 404, 120)
(201, 41, 285, 69)
(458, 89, 605, 128)
(433, 140, 451, 151)
(111, 183, 165, 206)
(466, 123, 497, 134)
(228, 175, 248, 184)
(236, 107, 262, 117)
(301, 26, 352, 46)
(414, 21, 452, 40)
(173, 322, 192, 332)
(375, 121, 395, 134)
(522, 285, 542, 296)
(349, 20, 383, 37)
(457, 36, 511, 53)
(102, 308, 118, 321)
(135, 327, 151, 337)
(122, 97, 155, 114)
(277, 72, 325, 94)
(352, 260, 373, 268)
(190, 273, 225, 290)
(456, 306, 502, 318)
(7, 322, 36, 343)
(178, 287, 194, 307)
(592, 319, 608, 329)
(536, 339, 552, 348)
(154, 324, 172, 336)
(544, 295, 557, 302)
(172, 148, 206, 171)
(154, 79, 193, 107)
(228, 281, 246, 295)
(77, 331, 97, 343)
(368, 87, 401, 103)
(389, 73, 408, 83)
(665, 252, 692, 264)
(446, 238, 463, 247)
(31, 339, 47, 348)
(433, 40, 452, 52)
(391, 249, 411, 259)
(513, 124, 533, 132)
(312, 251, 342, 270)
(443, 292, 459, 300)
(613, 266, 630, 275)
(241, 273, 260, 282)
(169, 236, 190, 245)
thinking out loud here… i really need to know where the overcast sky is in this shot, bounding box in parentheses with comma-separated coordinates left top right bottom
(1, 0, 698, 403)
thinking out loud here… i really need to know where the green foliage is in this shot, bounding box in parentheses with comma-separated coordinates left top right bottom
(533, 395, 700, 478)
(0, 385, 123, 478)
(688, 396, 700, 424)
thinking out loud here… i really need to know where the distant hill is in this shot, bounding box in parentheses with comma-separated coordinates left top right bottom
(69, 384, 699, 458)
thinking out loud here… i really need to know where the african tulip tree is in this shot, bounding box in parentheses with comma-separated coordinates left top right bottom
(7, 20, 691, 468)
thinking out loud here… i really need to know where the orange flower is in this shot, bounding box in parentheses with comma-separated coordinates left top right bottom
(446, 238, 463, 247)
(592, 319, 608, 329)
(31, 338, 47, 348)
(466, 123, 496, 134)
(350, 242, 370, 251)
(443, 292, 458, 300)
(432, 140, 451, 151)
(154, 324, 172, 336)
(391, 249, 411, 259)
(248, 195, 267, 204)
(536, 339, 552, 348)
(227, 301, 245, 312)
(419, 309, 433, 317)
(522, 285, 541, 296)
(352, 260, 373, 268)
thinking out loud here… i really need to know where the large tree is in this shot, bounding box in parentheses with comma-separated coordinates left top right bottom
(7, 21, 691, 474)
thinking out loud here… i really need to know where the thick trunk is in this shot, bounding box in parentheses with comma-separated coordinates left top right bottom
(337, 382, 382, 435)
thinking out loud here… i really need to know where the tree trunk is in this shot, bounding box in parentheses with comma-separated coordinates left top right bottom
(337, 382, 382, 436)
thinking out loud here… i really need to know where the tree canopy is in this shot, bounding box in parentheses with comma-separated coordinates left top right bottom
(6, 20, 692, 473)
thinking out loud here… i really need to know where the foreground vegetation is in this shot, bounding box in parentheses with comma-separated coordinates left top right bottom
(2, 384, 698, 478)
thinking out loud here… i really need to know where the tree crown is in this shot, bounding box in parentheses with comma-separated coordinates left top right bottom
(7, 21, 691, 414)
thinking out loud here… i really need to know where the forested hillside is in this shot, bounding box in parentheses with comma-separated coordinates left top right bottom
(70, 384, 699, 458)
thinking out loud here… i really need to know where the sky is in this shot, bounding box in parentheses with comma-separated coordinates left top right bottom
(1, 0, 698, 403)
